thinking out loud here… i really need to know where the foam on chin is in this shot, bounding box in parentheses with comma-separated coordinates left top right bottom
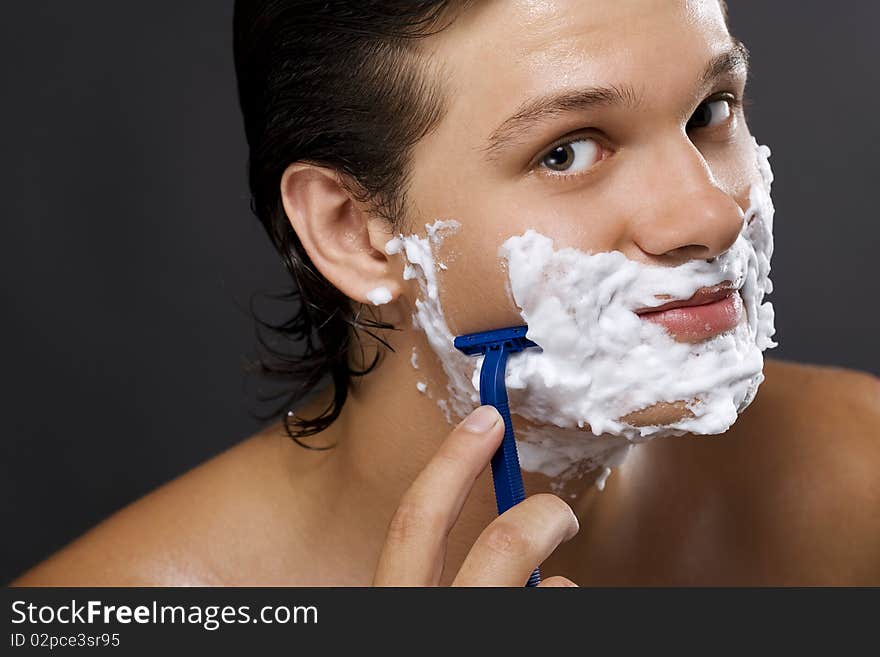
(386, 139, 776, 487)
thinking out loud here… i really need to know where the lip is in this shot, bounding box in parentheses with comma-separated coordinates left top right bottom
(636, 283, 743, 343)
(636, 283, 738, 314)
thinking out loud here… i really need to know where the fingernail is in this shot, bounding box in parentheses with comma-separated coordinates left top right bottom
(566, 508, 580, 541)
(461, 405, 501, 433)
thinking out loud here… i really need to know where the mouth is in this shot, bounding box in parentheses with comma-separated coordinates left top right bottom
(635, 282, 743, 343)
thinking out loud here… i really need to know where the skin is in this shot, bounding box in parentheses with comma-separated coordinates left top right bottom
(11, 0, 880, 586)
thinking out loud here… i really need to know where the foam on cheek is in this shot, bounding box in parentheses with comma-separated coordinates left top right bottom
(385, 220, 478, 422)
(386, 139, 777, 488)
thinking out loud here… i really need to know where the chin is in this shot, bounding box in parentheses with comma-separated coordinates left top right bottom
(620, 399, 695, 427)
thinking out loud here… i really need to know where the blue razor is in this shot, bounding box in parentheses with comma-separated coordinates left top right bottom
(453, 325, 542, 587)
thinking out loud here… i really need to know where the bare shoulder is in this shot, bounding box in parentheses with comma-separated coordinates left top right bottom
(9, 423, 309, 587)
(763, 356, 879, 397)
(759, 357, 880, 436)
(757, 357, 880, 487)
(746, 357, 880, 580)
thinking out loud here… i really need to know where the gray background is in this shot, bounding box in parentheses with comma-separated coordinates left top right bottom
(1, 2, 877, 584)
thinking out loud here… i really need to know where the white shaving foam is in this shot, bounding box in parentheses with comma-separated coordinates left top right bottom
(386, 140, 776, 488)
(595, 467, 613, 492)
(366, 286, 392, 305)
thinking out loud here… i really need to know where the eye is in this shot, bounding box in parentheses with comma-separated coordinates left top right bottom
(539, 137, 602, 175)
(687, 96, 733, 130)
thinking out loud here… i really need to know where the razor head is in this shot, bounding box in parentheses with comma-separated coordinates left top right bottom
(453, 325, 539, 356)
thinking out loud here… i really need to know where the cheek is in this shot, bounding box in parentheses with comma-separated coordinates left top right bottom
(431, 229, 524, 336)
(416, 186, 635, 335)
(424, 185, 633, 335)
(707, 131, 763, 210)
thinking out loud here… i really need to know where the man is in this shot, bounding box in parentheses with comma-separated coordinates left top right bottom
(12, 0, 880, 586)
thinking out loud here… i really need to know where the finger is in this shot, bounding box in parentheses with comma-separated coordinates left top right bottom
(537, 575, 578, 587)
(373, 405, 504, 586)
(451, 493, 579, 587)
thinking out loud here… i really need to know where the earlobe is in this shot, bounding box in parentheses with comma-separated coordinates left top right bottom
(279, 162, 402, 306)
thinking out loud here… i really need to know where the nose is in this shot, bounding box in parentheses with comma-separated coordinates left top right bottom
(629, 138, 745, 263)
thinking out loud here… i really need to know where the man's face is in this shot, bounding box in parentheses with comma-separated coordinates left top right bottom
(383, 0, 776, 451)
(404, 0, 758, 336)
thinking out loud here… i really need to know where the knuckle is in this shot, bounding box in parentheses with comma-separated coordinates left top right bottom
(480, 519, 532, 558)
(386, 499, 444, 544)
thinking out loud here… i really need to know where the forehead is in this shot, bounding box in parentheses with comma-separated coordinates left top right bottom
(423, 0, 732, 125)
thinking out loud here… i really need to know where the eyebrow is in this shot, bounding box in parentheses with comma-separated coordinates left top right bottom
(479, 38, 750, 163)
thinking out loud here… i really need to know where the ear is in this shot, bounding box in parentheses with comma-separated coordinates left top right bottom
(279, 163, 402, 307)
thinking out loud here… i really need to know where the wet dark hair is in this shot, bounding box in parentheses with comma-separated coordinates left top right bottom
(233, 1, 470, 447)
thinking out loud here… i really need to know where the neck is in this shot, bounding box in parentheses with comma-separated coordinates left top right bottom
(284, 321, 614, 585)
